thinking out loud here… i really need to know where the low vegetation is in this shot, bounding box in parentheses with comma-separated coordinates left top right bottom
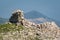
(0, 23, 24, 33)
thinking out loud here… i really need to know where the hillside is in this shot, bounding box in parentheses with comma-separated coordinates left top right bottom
(0, 10, 60, 40)
(0, 22, 60, 40)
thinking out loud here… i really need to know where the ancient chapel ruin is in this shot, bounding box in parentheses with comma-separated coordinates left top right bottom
(9, 10, 24, 25)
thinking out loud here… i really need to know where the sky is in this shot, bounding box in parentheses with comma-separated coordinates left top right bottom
(0, 0, 60, 21)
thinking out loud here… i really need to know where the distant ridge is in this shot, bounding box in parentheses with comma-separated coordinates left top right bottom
(24, 10, 53, 22)
(0, 17, 8, 24)
(24, 10, 47, 19)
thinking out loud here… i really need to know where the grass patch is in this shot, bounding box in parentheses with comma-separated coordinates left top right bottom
(0, 23, 24, 33)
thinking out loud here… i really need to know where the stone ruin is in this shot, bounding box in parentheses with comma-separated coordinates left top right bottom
(9, 10, 24, 25)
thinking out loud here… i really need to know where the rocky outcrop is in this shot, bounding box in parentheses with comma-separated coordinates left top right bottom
(9, 10, 24, 25)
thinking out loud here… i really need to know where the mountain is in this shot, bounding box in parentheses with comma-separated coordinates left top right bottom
(0, 17, 8, 24)
(24, 10, 53, 23)
(24, 10, 48, 19)
(24, 10, 60, 26)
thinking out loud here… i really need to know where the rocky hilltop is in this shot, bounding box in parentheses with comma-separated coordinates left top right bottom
(0, 10, 60, 40)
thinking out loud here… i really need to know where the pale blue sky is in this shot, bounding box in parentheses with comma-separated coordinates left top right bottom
(0, 0, 60, 21)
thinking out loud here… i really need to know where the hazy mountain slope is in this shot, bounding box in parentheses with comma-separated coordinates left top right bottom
(0, 17, 8, 24)
(24, 10, 47, 19)
(24, 10, 60, 26)
(25, 10, 52, 23)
